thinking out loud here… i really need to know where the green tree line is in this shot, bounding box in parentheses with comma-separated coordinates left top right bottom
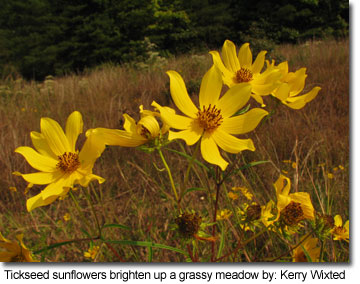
(0, 0, 348, 80)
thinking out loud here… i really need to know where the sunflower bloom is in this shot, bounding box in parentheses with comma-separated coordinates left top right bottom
(0, 232, 37, 262)
(331, 215, 349, 242)
(292, 236, 320, 262)
(84, 245, 100, 260)
(88, 105, 170, 148)
(14, 111, 105, 211)
(210, 40, 281, 105)
(274, 175, 314, 226)
(152, 66, 268, 170)
(267, 60, 321, 109)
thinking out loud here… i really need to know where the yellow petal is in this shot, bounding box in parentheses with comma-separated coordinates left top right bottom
(238, 43, 252, 69)
(285, 86, 321, 109)
(93, 128, 145, 147)
(30, 131, 57, 159)
(251, 50, 267, 74)
(18, 171, 63, 185)
(77, 173, 105, 187)
(334, 215, 343, 227)
(199, 65, 223, 107)
(41, 117, 70, 156)
(78, 129, 109, 170)
(65, 111, 83, 153)
(166, 71, 198, 118)
(168, 125, 202, 145)
(209, 51, 235, 87)
(216, 83, 251, 118)
(274, 83, 291, 101)
(211, 128, 255, 153)
(15, 146, 58, 172)
(27, 193, 59, 212)
(289, 68, 307, 96)
(123, 114, 137, 133)
(290, 192, 315, 219)
(274, 174, 291, 197)
(200, 133, 228, 171)
(220, 108, 268, 134)
(138, 115, 160, 138)
(222, 40, 240, 73)
(151, 101, 193, 130)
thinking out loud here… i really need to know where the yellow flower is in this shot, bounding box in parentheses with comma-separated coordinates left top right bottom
(260, 201, 275, 227)
(228, 191, 239, 200)
(274, 175, 315, 226)
(0, 232, 37, 262)
(267, 60, 321, 109)
(210, 40, 281, 105)
(152, 66, 268, 170)
(217, 209, 233, 220)
(84, 245, 100, 260)
(9, 186, 17, 192)
(88, 105, 170, 147)
(291, 162, 297, 169)
(339, 165, 345, 170)
(331, 215, 349, 242)
(14, 111, 106, 211)
(327, 173, 334, 179)
(63, 213, 71, 222)
(232, 186, 253, 200)
(292, 237, 320, 262)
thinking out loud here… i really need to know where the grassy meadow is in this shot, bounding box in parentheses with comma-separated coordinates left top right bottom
(0, 39, 349, 262)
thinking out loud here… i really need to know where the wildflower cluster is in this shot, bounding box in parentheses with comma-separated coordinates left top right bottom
(4, 40, 348, 263)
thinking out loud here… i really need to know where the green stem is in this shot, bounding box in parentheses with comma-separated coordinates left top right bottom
(69, 190, 93, 233)
(82, 187, 102, 236)
(157, 148, 179, 208)
(183, 141, 200, 189)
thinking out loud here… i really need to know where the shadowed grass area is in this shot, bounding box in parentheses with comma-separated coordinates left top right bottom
(0, 39, 348, 262)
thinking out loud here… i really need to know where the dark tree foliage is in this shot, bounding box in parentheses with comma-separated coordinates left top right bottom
(0, 0, 349, 80)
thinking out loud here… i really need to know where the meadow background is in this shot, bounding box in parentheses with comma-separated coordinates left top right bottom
(0, 0, 349, 262)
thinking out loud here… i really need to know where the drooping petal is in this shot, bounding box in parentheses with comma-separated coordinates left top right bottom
(216, 83, 251, 118)
(151, 101, 194, 130)
(251, 50, 267, 74)
(289, 68, 307, 96)
(199, 65, 223, 108)
(41, 117, 71, 156)
(18, 171, 63, 185)
(77, 173, 105, 187)
(200, 133, 228, 171)
(238, 43, 252, 69)
(211, 128, 255, 153)
(14, 146, 58, 172)
(30, 131, 58, 160)
(26, 176, 73, 211)
(168, 122, 202, 145)
(285, 87, 321, 109)
(90, 128, 145, 147)
(166, 71, 198, 118)
(65, 111, 83, 153)
(220, 108, 268, 134)
(274, 174, 291, 197)
(222, 40, 240, 73)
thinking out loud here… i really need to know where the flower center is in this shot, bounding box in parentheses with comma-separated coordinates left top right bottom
(233, 67, 253, 83)
(333, 226, 347, 235)
(280, 201, 304, 226)
(246, 204, 262, 221)
(175, 212, 202, 238)
(56, 152, 80, 173)
(138, 125, 151, 139)
(197, 104, 223, 132)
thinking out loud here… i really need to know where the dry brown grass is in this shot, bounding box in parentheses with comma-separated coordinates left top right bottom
(0, 39, 349, 261)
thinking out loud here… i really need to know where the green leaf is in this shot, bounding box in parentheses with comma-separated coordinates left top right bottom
(165, 148, 210, 172)
(33, 240, 78, 254)
(102, 239, 188, 256)
(217, 226, 225, 259)
(232, 104, 251, 116)
(102, 223, 131, 231)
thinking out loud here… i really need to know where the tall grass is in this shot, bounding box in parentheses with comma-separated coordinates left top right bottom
(0, 39, 349, 261)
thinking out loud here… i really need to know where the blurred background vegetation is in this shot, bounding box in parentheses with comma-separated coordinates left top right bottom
(0, 0, 349, 81)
